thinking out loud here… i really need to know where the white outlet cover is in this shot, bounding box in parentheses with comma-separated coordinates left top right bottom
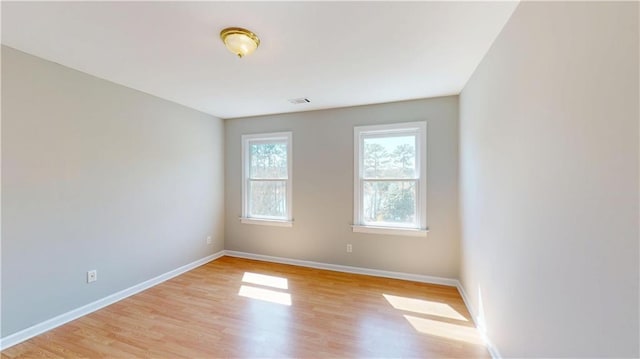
(87, 270, 97, 283)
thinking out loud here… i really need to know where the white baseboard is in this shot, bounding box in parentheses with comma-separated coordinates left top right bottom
(456, 282, 502, 359)
(227, 250, 504, 356)
(0, 250, 225, 351)
(224, 250, 459, 287)
(2, 249, 502, 358)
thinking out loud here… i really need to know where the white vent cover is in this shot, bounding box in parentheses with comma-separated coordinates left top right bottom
(288, 98, 311, 104)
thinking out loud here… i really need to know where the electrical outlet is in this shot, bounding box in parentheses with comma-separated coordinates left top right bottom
(87, 270, 97, 283)
(206, 236, 212, 244)
(346, 244, 353, 253)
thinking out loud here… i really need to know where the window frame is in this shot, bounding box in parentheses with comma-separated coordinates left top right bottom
(352, 122, 428, 237)
(241, 132, 293, 227)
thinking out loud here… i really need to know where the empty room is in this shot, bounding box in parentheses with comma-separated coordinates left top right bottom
(1, 1, 638, 358)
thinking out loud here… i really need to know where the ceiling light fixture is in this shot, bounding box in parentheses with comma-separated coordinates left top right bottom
(220, 27, 260, 58)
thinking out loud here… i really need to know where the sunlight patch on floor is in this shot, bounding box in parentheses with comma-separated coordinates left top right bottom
(238, 285, 292, 306)
(242, 272, 289, 290)
(383, 294, 467, 321)
(403, 314, 483, 345)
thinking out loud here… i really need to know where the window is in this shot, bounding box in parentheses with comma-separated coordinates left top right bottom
(353, 122, 427, 236)
(241, 132, 293, 227)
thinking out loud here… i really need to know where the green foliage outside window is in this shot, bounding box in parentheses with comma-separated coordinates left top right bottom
(363, 137, 417, 225)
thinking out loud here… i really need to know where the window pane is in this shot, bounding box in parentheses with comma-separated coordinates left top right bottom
(363, 181, 416, 226)
(249, 180, 287, 218)
(250, 142, 288, 179)
(363, 135, 416, 179)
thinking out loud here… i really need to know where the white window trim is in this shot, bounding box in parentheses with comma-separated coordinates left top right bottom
(240, 217, 293, 227)
(351, 225, 427, 237)
(241, 132, 293, 227)
(353, 121, 428, 237)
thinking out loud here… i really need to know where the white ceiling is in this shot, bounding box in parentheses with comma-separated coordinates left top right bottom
(2, 1, 519, 119)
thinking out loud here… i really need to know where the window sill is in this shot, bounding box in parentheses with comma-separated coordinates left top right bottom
(239, 217, 293, 227)
(351, 225, 428, 237)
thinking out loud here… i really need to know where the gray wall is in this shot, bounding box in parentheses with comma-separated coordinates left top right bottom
(459, 2, 639, 357)
(1, 46, 225, 337)
(225, 97, 460, 278)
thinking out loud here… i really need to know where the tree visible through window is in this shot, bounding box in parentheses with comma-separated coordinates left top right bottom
(242, 132, 292, 224)
(354, 122, 427, 233)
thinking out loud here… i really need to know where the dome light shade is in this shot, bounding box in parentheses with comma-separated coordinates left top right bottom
(220, 27, 260, 58)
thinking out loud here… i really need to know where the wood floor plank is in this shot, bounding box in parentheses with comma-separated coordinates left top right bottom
(2, 256, 490, 358)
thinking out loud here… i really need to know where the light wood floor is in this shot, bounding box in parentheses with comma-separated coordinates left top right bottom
(2, 256, 489, 358)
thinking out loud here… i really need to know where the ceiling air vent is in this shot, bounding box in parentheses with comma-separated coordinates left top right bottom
(288, 98, 311, 104)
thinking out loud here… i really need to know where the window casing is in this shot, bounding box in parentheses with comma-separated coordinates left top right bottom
(353, 122, 427, 236)
(241, 132, 293, 227)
